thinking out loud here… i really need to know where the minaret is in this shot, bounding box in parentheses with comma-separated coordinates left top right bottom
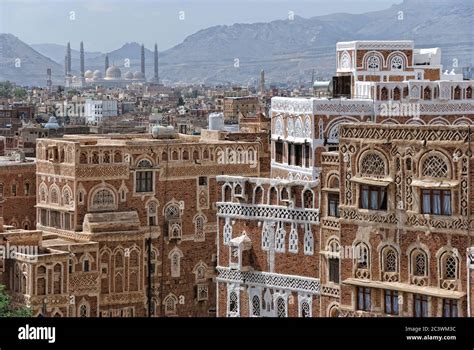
(259, 69, 265, 95)
(66, 42, 72, 75)
(105, 55, 109, 72)
(64, 55, 68, 76)
(80, 41, 85, 78)
(141, 43, 145, 76)
(153, 43, 159, 83)
(47, 68, 52, 92)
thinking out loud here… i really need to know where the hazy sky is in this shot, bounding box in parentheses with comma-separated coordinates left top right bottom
(1, 0, 399, 52)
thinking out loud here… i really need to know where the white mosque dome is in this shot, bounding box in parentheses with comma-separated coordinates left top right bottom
(105, 65, 122, 79)
(84, 70, 93, 79)
(93, 70, 102, 79)
(44, 116, 60, 130)
(133, 71, 145, 80)
(124, 71, 134, 80)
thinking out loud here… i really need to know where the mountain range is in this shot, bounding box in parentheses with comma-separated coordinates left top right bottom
(1, 0, 472, 87)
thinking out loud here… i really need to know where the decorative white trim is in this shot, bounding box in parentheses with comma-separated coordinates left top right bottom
(217, 267, 321, 295)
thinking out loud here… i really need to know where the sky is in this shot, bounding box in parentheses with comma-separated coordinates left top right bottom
(0, 0, 399, 52)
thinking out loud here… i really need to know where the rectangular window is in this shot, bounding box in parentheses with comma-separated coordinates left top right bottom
(294, 144, 303, 167)
(414, 294, 428, 317)
(304, 144, 310, 168)
(421, 189, 451, 215)
(275, 141, 283, 163)
(443, 299, 458, 317)
(360, 185, 387, 211)
(384, 290, 399, 315)
(198, 176, 207, 186)
(328, 193, 340, 218)
(357, 287, 371, 311)
(288, 143, 293, 165)
(329, 257, 339, 283)
(136, 171, 153, 193)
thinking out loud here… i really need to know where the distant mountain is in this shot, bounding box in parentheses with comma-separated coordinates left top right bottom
(31, 43, 102, 64)
(2, 0, 473, 86)
(0, 34, 63, 87)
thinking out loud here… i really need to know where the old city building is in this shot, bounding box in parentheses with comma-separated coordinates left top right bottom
(0, 155, 36, 229)
(0, 116, 268, 317)
(216, 40, 474, 317)
(271, 40, 473, 181)
(216, 176, 320, 317)
(335, 123, 473, 317)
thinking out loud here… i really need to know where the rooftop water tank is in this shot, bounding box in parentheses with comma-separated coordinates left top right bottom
(151, 125, 176, 139)
(208, 112, 224, 131)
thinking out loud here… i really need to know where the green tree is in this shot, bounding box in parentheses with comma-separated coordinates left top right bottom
(0, 81, 13, 98)
(0, 284, 32, 317)
(13, 87, 27, 100)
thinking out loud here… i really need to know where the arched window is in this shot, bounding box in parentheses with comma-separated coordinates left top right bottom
(355, 242, 370, 269)
(360, 152, 386, 177)
(303, 190, 313, 208)
(254, 186, 263, 204)
(393, 87, 401, 100)
(193, 150, 199, 160)
(412, 249, 427, 277)
(421, 154, 449, 178)
(223, 185, 232, 202)
(328, 239, 340, 283)
(172, 150, 179, 160)
(147, 201, 157, 226)
(300, 301, 311, 318)
(340, 51, 351, 69)
(194, 263, 207, 282)
(454, 86, 461, 100)
(169, 249, 182, 278)
(288, 223, 298, 253)
(424, 86, 432, 100)
(223, 218, 232, 245)
(161, 151, 168, 161)
(276, 297, 287, 317)
(252, 295, 261, 317)
(114, 151, 122, 163)
(80, 152, 87, 164)
(103, 151, 110, 163)
(467, 86, 472, 99)
(194, 215, 205, 241)
(440, 251, 458, 280)
(92, 152, 99, 164)
(275, 223, 286, 253)
(114, 251, 124, 269)
(304, 224, 314, 255)
(39, 185, 47, 203)
(390, 55, 404, 70)
(367, 55, 380, 70)
(24, 182, 30, 196)
(136, 159, 153, 193)
(79, 304, 89, 317)
(229, 291, 239, 315)
(164, 294, 178, 315)
(91, 188, 115, 211)
(63, 187, 72, 206)
(281, 187, 289, 201)
(382, 247, 398, 273)
(53, 264, 62, 294)
(50, 187, 59, 204)
(165, 204, 180, 220)
(269, 187, 278, 205)
(182, 150, 189, 160)
(37, 265, 46, 295)
(234, 184, 242, 196)
(380, 87, 388, 100)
